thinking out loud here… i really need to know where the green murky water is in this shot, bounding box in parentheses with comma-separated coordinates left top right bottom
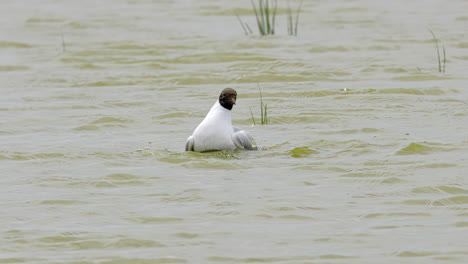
(1, 0, 468, 263)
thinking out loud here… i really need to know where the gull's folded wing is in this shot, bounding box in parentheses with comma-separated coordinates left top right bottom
(232, 127, 258, 150)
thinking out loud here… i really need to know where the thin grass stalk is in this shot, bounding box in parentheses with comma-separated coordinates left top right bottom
(249, 106, 256, 125)
(428, 28, 441, 73)
(259, 0, 265, 34)
(443, 46, 446, 73)
(257, 82, 264, 124)
(294, 0, 303, 36)
(287, 1, 293, 35)
(271, 0, 277, 34)
(235, 12, 249, 35)
(287, 0, 302, 36)
(265, 0, 270, 34)
(260, 96, 264, 125)
(251, 0, 264, 35)
(245, 23, 253, 34)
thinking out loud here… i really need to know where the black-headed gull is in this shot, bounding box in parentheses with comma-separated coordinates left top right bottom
(185, 88, 258, 152)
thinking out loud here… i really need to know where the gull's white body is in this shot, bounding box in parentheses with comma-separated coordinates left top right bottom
(185, 100, 257, 152)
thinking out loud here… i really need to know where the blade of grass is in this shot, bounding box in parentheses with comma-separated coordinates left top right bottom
(294, 0, 304, 36)
(427, 28, 441, 73)
(261, 97, 264, 125)
(287, 1, 293, 35)
(249, 106, 256, 126)
(272, 0, 277, 34)
(246, 23, 253, 34)
(251, 0, 264, 35)
(254, 82, 270, 125)
(265, 0, 270, 34)
(257, 82, 263, 124)
(235, 12, 249, 35)
(259, 0, 265, 34)
(443, 45, 446, 73)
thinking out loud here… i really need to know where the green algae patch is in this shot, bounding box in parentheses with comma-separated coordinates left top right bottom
(456, 42, 468, 48)
(74, 125, 99, 131)
(0, 65, 29, 71)
(396, 143, 434, 155)
(93, 173, 145, 188)
(392, 75, 450, 81)
(110, 238, 164, 248)
(127, 217, 183, 223)
(433, 196, 468, 206)
(455, 222, 468, 227)
(173, 233, 199, 239)
(91, 117, 130, 124)
(0, 258, 27, 263)
(74, 63, 103, 70)
(41, 200, 86, 205)
(381, 177, 403, 184)
(105, 173, 140, 180)
(289, 146, 319, 158)
(397, 251, 436, 257)
(0, 41, 32, 48)
(100, 258, 186, 264)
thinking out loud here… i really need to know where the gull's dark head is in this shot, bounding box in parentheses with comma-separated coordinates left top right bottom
(219, 88, 237, 110)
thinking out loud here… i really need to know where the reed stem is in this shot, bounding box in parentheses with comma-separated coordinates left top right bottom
(427, 28, 445, 73)
(250, 0, 277, 36)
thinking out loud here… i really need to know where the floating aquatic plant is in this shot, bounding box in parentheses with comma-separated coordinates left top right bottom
(427, 28, 446, 73)
(287, 0, 303, 36)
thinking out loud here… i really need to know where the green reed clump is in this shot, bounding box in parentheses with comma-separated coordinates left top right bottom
(250, 83, 270, 125)
(287, 0, 303, 36)
(239, 0, 303, 36)
(251, 0, 277, 36)
(427, 28, 446, 73)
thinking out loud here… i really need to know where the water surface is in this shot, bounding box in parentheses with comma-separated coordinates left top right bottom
(1, 0, 468, 263)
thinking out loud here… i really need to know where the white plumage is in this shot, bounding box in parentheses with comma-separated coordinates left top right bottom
(185, 89, 257, 152)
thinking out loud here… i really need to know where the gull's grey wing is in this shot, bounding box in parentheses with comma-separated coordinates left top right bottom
(185, 136, 194, 151)
(232, 129, 258, 150)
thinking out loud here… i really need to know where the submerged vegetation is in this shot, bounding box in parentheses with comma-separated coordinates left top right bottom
(250, 83, 270, 125)
(427, 28, 446, 73)
(237, 0, 303, 36)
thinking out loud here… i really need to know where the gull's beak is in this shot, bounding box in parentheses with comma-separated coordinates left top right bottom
(232, 97, 236, 105)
